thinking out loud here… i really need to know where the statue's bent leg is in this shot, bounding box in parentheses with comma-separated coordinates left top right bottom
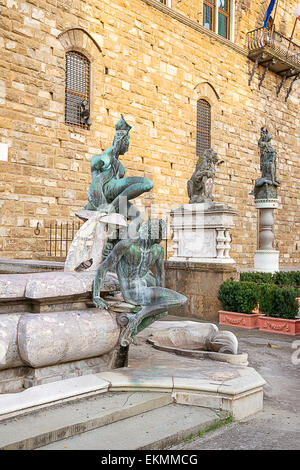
(105, 177, 153, 211)
(134, 311, 168, 335)
(120, 288, 187, 346)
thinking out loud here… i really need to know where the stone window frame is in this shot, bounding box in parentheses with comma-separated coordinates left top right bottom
(57, 28, 103, 132)
(203, 0, 235, 41)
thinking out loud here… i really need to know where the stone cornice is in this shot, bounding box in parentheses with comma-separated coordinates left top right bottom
(140, 0, 248, 57)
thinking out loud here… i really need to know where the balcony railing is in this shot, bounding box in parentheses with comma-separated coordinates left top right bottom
(247, 27, 300, 70)
(247, 27, 300, 98)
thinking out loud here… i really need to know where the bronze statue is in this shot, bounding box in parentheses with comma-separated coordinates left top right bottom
(93, 219, 187, 346)
(187, 148, 222, 203)
(252, 127, 280, 200)
(84, 115, 153, 216)
(83, 115, 154, 255)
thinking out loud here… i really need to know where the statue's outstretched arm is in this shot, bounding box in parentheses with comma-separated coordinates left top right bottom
(93, 239, 132, 309)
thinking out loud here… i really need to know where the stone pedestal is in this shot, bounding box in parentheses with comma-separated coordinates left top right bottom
(165, 261, 239, 322)
(169, 203, 237, 264)
(254, 199, 279, 273)
(166, 202, 238, 321)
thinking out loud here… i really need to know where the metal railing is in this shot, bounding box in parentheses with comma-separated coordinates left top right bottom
(247, 27, 300, 67)
(46, 219, 169, 260)
(47, 221, 82, 258)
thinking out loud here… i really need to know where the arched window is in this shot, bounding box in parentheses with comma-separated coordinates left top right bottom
(65, 51, 91, 129)
(196, 99, 211, 156)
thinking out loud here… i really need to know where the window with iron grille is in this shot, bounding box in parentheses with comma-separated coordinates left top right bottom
(196, 99, 211, 156)
(65, 51, 91, 129)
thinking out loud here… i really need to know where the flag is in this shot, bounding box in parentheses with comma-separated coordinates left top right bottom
(294, 1, 300, 20)
(263, 0, 276, 29)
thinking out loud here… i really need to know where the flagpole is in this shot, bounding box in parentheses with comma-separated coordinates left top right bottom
(289, 17, 298, 42)
(271, 0, 280, 39)
(273, 0, 280, 23)
(286, 17, 298, 58)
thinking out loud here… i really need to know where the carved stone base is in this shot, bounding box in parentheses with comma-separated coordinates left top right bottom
(254, 250, 279, 273)
(254, 199, 279, 273)
(169, 203, 237, 263)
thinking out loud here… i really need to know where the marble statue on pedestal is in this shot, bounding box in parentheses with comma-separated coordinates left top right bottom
(169, 147, 236, 264)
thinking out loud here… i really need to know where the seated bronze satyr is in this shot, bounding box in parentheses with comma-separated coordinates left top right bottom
(93, 219, 187, 346)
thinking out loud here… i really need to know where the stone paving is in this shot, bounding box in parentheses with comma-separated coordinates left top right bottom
(163, 316, 300, 450)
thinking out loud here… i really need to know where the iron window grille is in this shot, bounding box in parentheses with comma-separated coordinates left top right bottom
(65, 51, 91, 129)
(196, 99, 211, 157)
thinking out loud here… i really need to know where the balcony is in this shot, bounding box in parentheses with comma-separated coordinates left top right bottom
(247, 27, 300, 97)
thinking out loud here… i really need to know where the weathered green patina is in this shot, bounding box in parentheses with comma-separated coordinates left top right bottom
(252, 127, 280, 200)
(83, 114, 153, 256)
(84, 114, 153, 217)
(93, 219, 187, 346)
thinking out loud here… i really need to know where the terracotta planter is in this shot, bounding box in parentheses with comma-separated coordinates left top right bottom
(219, 310, 261, 329)
(259, 316, 300, 336)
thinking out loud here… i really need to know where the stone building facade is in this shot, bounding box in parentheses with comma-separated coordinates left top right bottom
(0, 0, 299, 267)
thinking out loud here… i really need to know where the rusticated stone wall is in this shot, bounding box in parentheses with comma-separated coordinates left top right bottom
(0, 0, 299, 267)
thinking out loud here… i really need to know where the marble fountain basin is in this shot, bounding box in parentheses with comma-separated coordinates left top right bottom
(147, 321, 248, 366)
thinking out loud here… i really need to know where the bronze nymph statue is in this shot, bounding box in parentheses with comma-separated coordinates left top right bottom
(83, 115, 154, 255)
(84, 115, 153, 216)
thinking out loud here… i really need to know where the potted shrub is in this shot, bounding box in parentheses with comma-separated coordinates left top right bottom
(258, 285, 300, 336)
(240, 271, 300, 315)
(218, 281, 261, 329)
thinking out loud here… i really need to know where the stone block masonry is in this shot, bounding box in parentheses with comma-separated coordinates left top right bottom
(0, 0, 299, 267)
(165, 261, 239, 322)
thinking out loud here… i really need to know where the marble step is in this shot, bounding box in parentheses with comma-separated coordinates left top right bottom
(39, 404, 227, 450)
(0, 391, 172, 450)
